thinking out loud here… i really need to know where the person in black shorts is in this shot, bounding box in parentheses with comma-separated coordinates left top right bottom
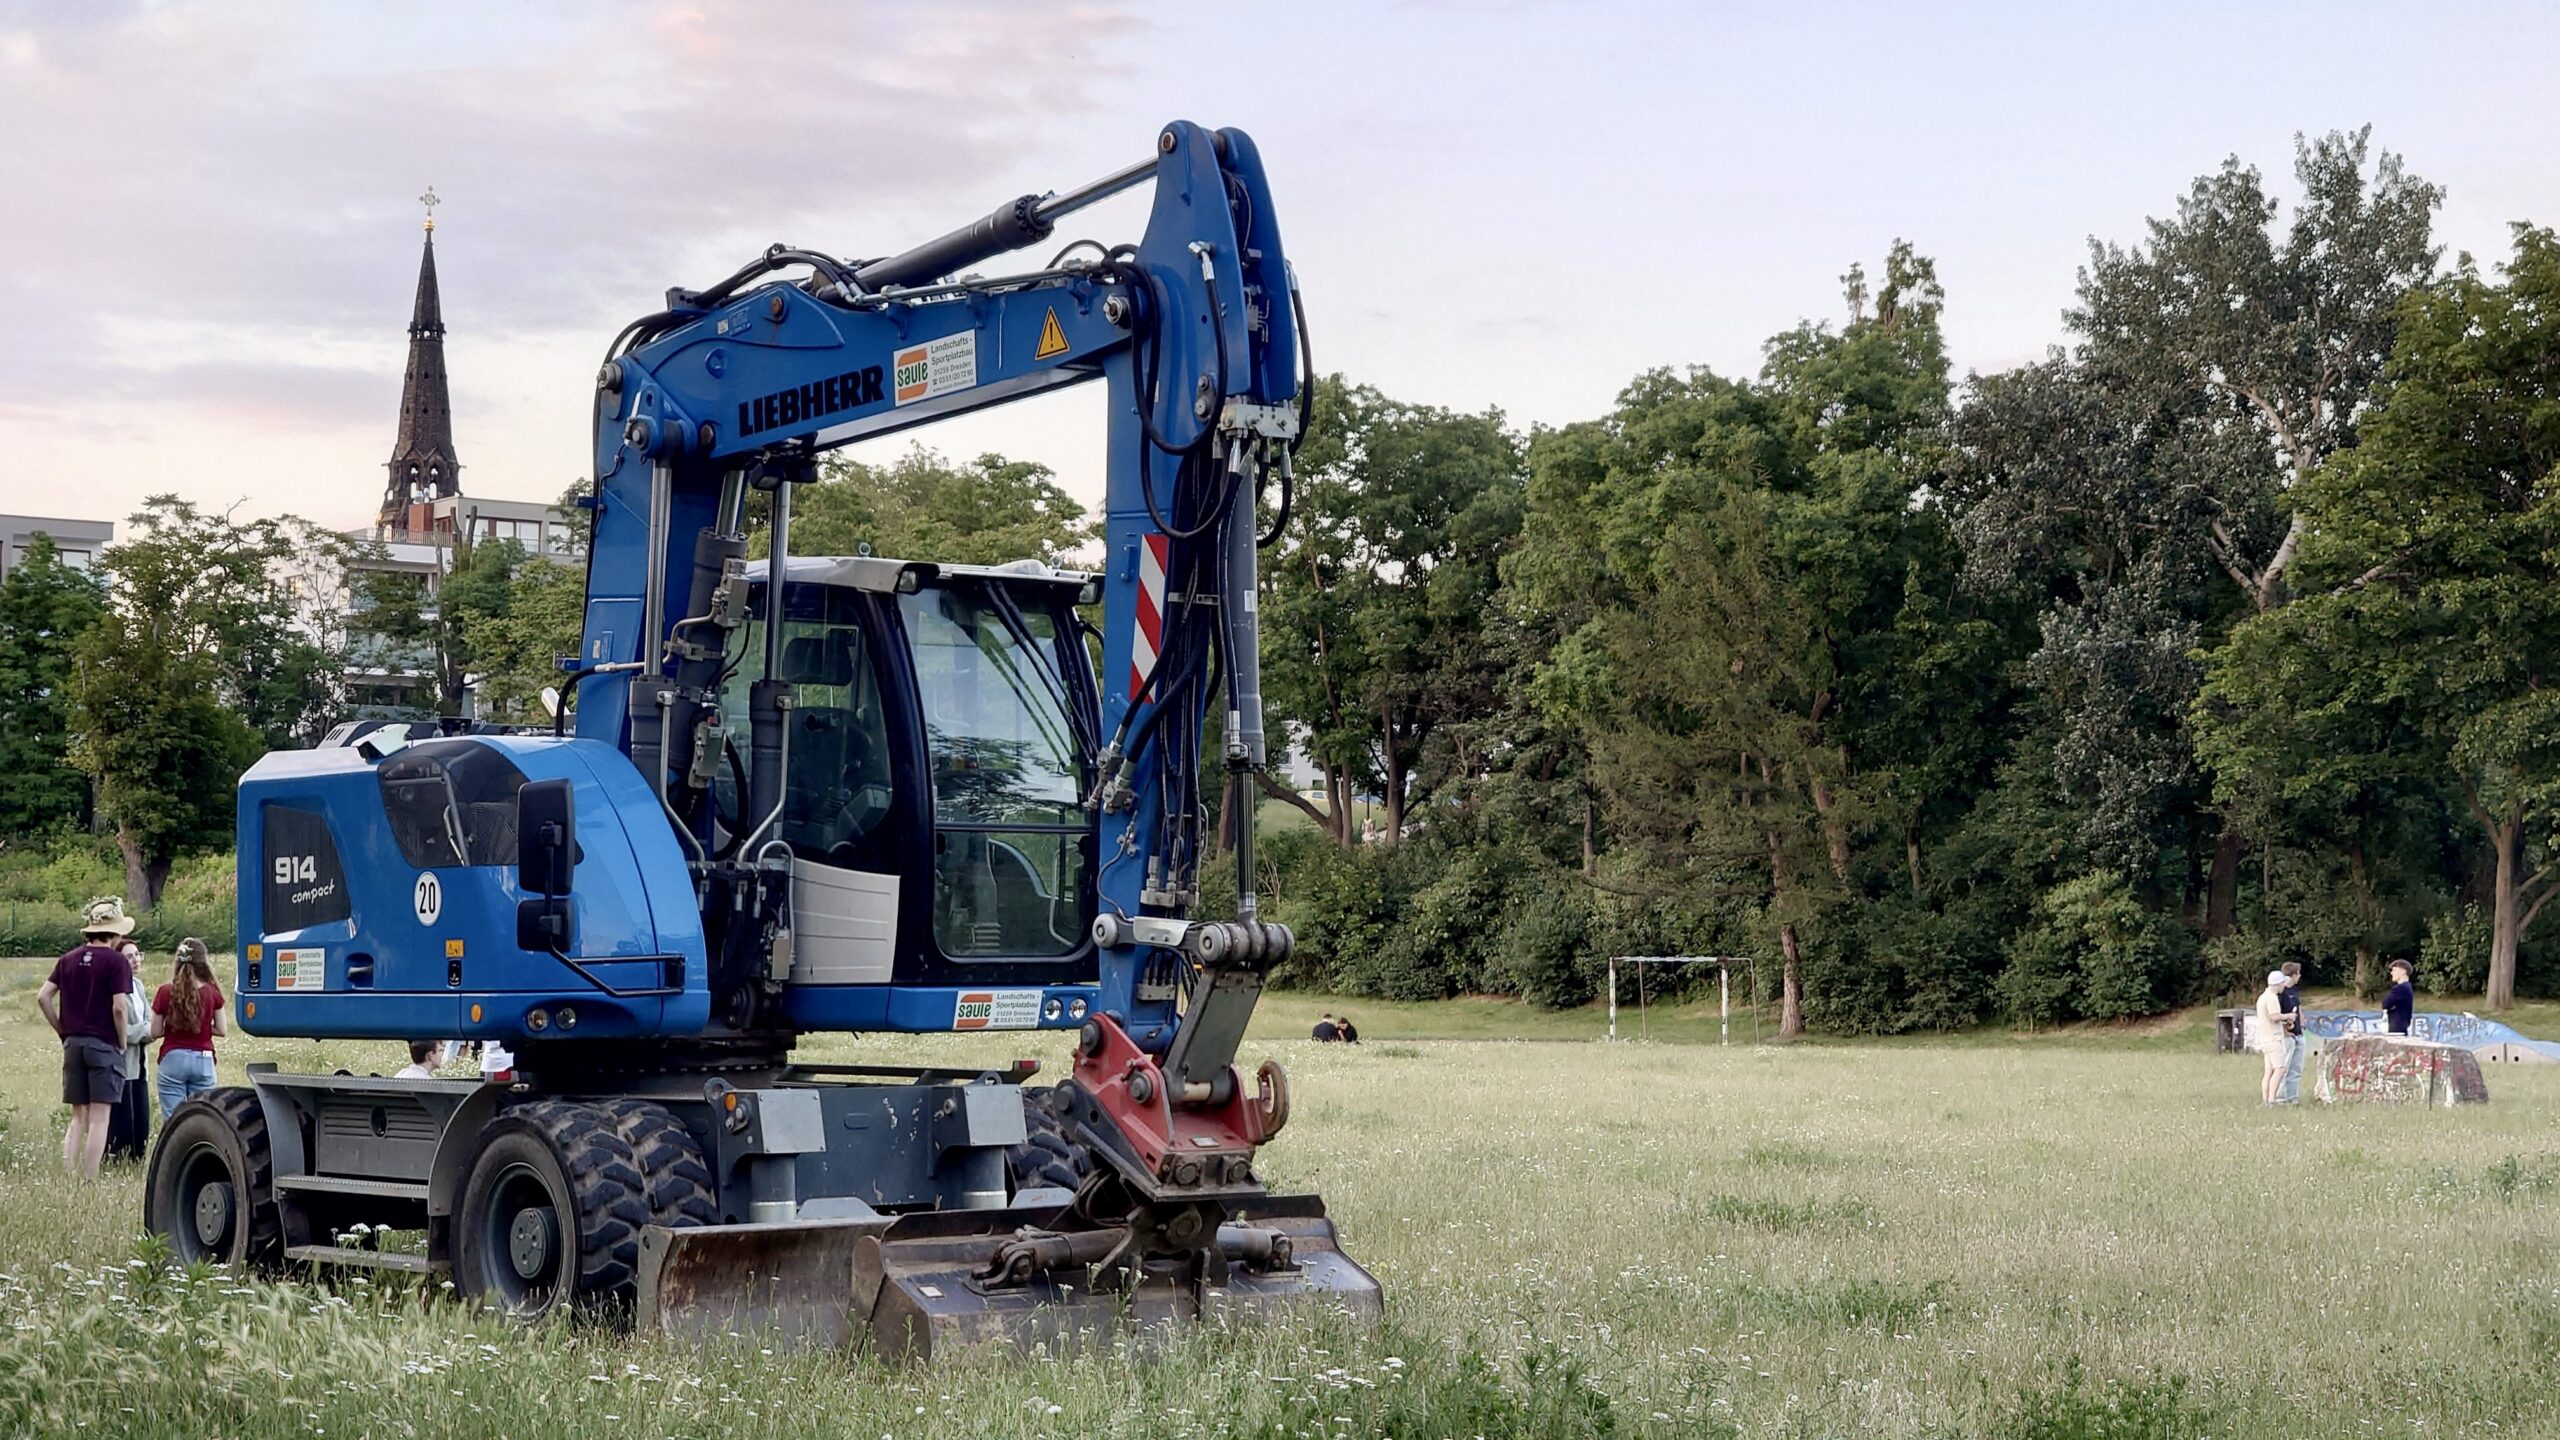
(38, 901, 139, 1181)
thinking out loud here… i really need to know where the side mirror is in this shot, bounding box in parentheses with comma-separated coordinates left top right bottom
(517, 778, 575, 896)
(515, 777, 575, 953)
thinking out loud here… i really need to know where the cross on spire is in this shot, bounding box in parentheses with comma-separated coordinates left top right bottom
(419, 186, 441, 232)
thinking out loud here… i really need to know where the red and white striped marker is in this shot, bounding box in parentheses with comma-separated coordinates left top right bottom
(1130, 531, 1169, 699)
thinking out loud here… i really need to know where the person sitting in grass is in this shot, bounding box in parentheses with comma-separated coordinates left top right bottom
(1311, 1013, 1339, 1043)
(1336, 1015, 1360, 1045)
(2385, 959, 2416, 1036)
(2256, 969, 2294, 1107)
(395, 1040, 460, 1079)
(38, 902, 138, 1180)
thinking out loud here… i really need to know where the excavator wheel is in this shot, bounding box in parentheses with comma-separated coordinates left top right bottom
(597, 1099, 718, 1230)
(145, 1087, 282, 1271)
(453, 1100, 653, 1321)
(1005, 1085, 1093, 1197)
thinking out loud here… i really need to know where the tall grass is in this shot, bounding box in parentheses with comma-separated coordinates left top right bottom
(0, 957, 2554, 1436)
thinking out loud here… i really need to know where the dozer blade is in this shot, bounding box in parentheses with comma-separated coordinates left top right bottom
(854, 1193, 1383, 1362)
(636, 1216, 893, 1347)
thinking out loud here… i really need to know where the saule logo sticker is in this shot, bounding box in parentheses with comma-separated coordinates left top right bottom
(953, 989, 1042, 1031)
(892, 331, 978, 406)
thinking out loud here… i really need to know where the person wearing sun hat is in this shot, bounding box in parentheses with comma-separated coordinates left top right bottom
(36, 898, 140, 1180)
(2254, 968, 2294, 1107)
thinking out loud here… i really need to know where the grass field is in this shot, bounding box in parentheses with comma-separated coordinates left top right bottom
(0, 958, 2556, 1438)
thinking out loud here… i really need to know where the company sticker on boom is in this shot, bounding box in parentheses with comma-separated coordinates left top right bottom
(893, 331, 977, 406)
(954, 989, 1043, 1030)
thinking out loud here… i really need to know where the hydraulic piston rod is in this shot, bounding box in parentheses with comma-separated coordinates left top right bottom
(854, 154, 1161, 292)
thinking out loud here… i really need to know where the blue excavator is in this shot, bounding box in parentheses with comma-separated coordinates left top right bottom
(144, 121, 1380, 1356)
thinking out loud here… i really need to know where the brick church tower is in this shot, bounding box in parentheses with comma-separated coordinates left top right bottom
(378, 191, 462, 532)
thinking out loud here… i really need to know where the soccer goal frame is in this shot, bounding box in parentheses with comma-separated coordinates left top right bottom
(1607, 955, 1749, 1044)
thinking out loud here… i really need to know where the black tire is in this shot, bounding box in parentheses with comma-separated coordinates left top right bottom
(452, 1100, 652, 1321)
(595, 1099, 717, 1230)
(144, 1087, 282, 1270)
(1007, 1085, 1094, 1196)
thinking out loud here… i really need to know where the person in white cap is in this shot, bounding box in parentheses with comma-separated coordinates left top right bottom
(2255, 969, 2294, 1106)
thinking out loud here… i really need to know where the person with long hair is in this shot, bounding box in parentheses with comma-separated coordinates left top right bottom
(147, 938, 226, 1116)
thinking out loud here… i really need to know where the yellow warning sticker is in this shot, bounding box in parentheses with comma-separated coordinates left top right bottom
(1034, 307, 1070, 359)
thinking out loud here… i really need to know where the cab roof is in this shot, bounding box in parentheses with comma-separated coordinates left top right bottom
(746, 555, 1096, 599)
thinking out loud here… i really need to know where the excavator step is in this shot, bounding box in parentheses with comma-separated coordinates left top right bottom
(287, 1244, 444, 1275)
(275, 1174, 431, 1201)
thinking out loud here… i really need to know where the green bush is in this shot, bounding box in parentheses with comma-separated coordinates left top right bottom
(2199, 928, 2283, 1005)
(0, 898, 85, 958)
(0, 839, 235, 955)
(1487, 880, 1599, 1009)
(2417, 905, 2490, 996)
(1809, 897, 2001, 1035)
(1366, 846, 1516, 999)
(1997, 873, 2188, 1025)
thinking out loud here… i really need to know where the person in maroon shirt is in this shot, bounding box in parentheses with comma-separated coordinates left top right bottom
(148, 938, 226, 1117)
(37, 902, 138, 1181)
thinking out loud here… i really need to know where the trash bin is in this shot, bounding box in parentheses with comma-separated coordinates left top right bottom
(2216, 1008, 2250, 1053)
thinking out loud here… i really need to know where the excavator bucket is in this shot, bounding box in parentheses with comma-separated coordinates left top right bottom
(633, 1196, 1381, 1359)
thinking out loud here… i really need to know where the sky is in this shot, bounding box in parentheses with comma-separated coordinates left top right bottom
(3, 0, 2557, 535)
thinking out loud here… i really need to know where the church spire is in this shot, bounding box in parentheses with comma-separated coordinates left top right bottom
(380, 188, 461, 531)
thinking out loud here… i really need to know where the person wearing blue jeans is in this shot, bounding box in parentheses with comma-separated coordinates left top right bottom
(2276, 961, 2307, 1104)
(147, 939, 225, 1117)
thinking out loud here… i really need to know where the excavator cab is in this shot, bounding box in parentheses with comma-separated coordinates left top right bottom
(722, 556, 1103, 1006)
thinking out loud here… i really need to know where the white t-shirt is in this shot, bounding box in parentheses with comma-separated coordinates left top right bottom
(393, 1062, 435, 1080)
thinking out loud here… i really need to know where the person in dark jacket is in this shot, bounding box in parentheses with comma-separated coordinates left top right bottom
(102, 939, 152, 1163)
(2384, 960, 2416, 1035)
(1336, 1016, 1360, 1045)
(2275, 961, 2306, 1104)
(1310, 1013, 1339, 1043)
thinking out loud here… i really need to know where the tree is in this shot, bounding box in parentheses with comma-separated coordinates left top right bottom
(786, 448, 1093, 566)
(1261, 379, 1525, 845)
(2204, 228, 2560, 1009)
(1516, 247, 1959, 1035)
(0, 536, 106, 838)
(1581, 492, 1848, 1036)
(463, 556, 588, 724)
(95, 496, 347, 747)
(2072, 127, 2441, 615)
(352, 533, 525, 715)
(68, 614, 261, 906)
(1952, 132, 2442, 939)
(69, 497, 342, 903)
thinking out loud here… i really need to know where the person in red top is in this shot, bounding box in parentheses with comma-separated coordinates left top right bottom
(37, 901, 138, 1180)
(148, 938, 225, 1117)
